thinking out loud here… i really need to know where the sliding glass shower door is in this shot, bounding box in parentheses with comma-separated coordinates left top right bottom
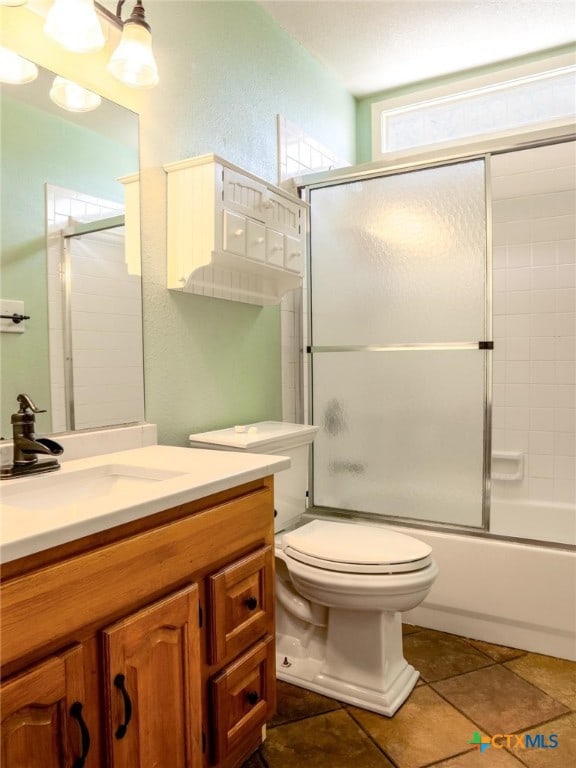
(309, 160, 488, 528)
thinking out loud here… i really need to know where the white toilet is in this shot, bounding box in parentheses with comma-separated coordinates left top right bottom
(189, 421, 439, 716)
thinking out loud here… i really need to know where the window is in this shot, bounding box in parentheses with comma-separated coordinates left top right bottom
(373, 64, 576, 159)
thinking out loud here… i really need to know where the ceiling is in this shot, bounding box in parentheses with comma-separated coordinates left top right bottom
(258, 0, 576, 97)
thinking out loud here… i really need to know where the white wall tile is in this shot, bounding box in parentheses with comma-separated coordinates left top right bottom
(529, 431, 554, 455)
(555, 432, 576, 456)
(530, 407, 555, 430)
(531, 242, 556, 266)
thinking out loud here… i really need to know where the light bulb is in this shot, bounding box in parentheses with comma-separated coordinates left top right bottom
(49, 76, 102, 112)
(0, 47, 38, 84)
(108, 3, 158, 88)
(44, 0, 105, 53)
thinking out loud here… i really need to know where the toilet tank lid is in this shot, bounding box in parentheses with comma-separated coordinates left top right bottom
(282, 520, 432, 566)
(189, 421, 319, 451)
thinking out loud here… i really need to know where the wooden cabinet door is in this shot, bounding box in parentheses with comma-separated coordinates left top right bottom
(208, 545, 274, 666)
(102, 584, 202, 768)
(1, 645, 90, 768)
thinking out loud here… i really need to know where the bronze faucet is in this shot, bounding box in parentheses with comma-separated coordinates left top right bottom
(1, 394, 64, 479)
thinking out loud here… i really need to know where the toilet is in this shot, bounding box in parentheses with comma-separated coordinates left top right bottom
(189, 421, 439, 716)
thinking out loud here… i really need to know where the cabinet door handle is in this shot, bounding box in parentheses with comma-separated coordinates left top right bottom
(245, 595, 258, 610)
(70, 701, 91, 768)
(113, 673, 133, 740)
(234, 228, 244, 237)
(246, 690, 259, 706)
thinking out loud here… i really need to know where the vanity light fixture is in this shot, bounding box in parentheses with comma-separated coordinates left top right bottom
(45, 0, 106, 54)
(1, 0, 158, 89)
(49, 75, 102, 111)
(0, 46, 38, 84)
(107, 0, 159, 88)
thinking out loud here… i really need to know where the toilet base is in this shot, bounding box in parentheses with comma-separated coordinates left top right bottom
(276, 651, 419, 717)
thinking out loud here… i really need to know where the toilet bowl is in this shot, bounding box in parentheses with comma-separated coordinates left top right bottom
(188, 422, 438, 716)
(275, 519, 438, 716)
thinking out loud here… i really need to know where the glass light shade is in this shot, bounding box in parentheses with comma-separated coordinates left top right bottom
(49, 76, 102, 112)
(0, 1, 29, 6)
(44, 0, 105, 53)
(108, 21, 159, 88)
(0, 47, 38, 84)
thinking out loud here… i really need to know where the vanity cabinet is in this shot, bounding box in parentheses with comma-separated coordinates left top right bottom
(164, 154, 308, 305)
(0, 476, 276, 768)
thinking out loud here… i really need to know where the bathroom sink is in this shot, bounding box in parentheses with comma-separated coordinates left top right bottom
(2, 464, 186, 511)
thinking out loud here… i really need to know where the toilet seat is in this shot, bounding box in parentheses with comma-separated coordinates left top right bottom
(282, 520, 433, 574)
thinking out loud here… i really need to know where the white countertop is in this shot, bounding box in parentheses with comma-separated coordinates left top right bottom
(0, 445, 289, 563)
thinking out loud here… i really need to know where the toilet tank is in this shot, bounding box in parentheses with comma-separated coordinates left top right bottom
(188, 422, 318, 532)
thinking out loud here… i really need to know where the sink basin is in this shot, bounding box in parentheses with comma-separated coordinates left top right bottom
(2, 464, 186, 511)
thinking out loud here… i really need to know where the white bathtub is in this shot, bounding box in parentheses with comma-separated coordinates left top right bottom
(490, 498, 576, 546)
(305, 512, 576, 661)
(402, 525, 576, 661)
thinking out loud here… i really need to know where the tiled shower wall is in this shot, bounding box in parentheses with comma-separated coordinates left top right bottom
(491, 141, 576, 505)
(277, 116, 348, 422)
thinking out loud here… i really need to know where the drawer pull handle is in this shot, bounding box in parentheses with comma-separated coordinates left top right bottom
(114, 674, 133, 740)
(246, 690, 259, 706)
(70, 701, 91, 768)
(245, 596, 258, 610)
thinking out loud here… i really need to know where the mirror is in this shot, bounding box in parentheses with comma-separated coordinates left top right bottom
(1, 63, 142, 439)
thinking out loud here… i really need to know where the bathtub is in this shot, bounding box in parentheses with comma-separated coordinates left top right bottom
(400, 526, 576, 662)
(304, 513, 576, 661)
(490, 498, 576, 546)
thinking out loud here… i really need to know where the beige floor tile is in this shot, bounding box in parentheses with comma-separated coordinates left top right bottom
(348, 686, 488, 768)
(515, 711, 576, 768)
(464, 638, 526, 662)
(262, 709, 394, 768)
(504, 653, 576, 710)
(432, 665, 569, 734)
(403, 629, 494, 682)
(269, 681, 342, 727)
(429, 746, 526, 767)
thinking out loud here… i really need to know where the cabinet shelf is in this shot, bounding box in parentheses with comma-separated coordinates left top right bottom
(165, 154, 307, 305)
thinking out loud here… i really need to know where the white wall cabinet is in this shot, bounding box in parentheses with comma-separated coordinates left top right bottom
(165, 155, 307, 305)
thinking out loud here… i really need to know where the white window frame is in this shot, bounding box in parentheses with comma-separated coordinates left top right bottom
(371, 51, 576, 162)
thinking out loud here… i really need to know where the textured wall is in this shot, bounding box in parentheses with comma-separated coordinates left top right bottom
(138, 1, 356, 445)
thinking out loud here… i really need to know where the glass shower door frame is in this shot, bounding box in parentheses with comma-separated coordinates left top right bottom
(301, 154, 494, 534)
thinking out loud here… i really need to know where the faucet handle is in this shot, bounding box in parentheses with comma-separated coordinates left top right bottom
(16, 393, 46, 414)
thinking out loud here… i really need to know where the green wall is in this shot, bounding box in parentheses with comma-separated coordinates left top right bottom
(0, 97, 137, 437)
(139, 1, 356, 445)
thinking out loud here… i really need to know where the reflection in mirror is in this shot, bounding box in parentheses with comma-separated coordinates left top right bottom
(1, 62, 143, 438)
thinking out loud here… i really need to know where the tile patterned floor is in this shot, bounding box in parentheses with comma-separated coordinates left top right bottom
(243, 625, 576, 768)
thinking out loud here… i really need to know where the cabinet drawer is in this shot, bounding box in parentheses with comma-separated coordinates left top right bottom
(210, 636, 275, 764)
(266, 229, 284, 267)
(208, 546, 274, 666)
(223, 210, 246, 255)
(285, 235, 304, 273)
(246, 220, 266, 262)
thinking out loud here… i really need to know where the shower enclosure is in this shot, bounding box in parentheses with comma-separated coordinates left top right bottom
(304, 140, 575, 549)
